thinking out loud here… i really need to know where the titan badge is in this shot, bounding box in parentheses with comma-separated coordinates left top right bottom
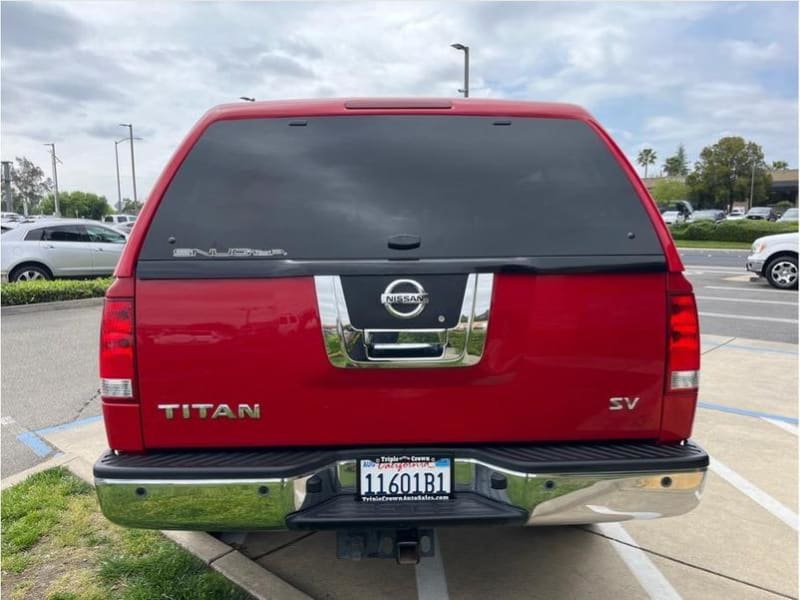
(380, 279, 429, 319)
(157, 403, 261, 420)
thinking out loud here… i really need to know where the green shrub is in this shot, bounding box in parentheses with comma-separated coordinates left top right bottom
(682, 221, 716, 240)
(1, 278, 112, 306)
(670, 220, 798, 243)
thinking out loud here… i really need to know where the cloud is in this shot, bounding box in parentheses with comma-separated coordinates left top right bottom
(724, 40, 783, 63)
(0, 2, 85, 53)
(0, 1, 796, 202)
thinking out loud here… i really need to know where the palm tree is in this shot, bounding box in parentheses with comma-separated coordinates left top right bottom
(637, 148, 657, 178)
(771, 160, 789, 171)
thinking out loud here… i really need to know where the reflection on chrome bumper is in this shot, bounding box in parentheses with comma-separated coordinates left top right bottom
(95, 459, 707, 531)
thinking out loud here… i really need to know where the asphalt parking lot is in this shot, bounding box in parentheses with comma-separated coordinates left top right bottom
(682, 249, 798, 344)
(1, 248, 797, 599)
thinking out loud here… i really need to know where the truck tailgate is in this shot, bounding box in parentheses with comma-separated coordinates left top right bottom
(135, 272, 666, 448)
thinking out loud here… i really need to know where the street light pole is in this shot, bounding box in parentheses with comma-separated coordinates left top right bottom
(119, 123, 138, 204)
(44, 143, 60, 217)
(450, 43, 470, 98)
(749, 159, 756, 210)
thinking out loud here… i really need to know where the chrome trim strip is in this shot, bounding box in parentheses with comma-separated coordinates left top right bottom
(95, 459, 706, 531)
(314, 273, 493, 368)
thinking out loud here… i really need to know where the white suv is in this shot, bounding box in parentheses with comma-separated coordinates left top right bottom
(746, 232, 799, 289)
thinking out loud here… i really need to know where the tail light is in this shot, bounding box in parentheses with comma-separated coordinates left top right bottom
(661, 273, 700, 441)
(99, 278, 143, 451)
(667, 293, 700, 390)
(100, 298, 135, 398)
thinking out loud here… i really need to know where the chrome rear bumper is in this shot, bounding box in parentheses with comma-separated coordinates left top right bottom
(95, 447, 707, 531)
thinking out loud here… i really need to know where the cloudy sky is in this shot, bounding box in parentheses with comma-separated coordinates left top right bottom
(2, 1, 797, 207)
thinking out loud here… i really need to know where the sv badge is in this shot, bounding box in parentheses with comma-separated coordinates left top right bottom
(609, 397, 640, 411)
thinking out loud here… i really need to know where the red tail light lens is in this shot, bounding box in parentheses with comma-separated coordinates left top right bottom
(100, 298, 135, 398)
(668, 293, 700, 390)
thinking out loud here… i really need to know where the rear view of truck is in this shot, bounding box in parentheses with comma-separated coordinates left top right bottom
(94, 98, 707, 562)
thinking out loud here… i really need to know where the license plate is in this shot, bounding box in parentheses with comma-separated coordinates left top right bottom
(358, 455, 452, 502)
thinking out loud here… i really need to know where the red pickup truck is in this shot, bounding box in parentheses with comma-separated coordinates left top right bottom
(94, 98, 707, 563)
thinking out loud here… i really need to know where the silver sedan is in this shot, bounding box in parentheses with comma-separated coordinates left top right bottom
(1, 218, 127, 282)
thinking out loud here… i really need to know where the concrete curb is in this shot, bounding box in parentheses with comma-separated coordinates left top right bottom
(0, 453, 76, 490)
(1, 296, 104, 316)
(1, 453, 311, 600)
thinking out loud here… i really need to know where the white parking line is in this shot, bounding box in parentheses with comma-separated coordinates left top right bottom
(761, 417, 799, 436)
(699, 312, 798, 324)
(695, 296, 798, 306)
(704, 285, 797, 295)
(594, 523, 681, 600)
(416, 531, 449, 600)
(685, 270, 748, 276)
(685, 265, 743, 272)
(710, 458, 798, 531)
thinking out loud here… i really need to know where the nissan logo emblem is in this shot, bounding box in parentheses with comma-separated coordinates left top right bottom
(380, 279, 429, 319)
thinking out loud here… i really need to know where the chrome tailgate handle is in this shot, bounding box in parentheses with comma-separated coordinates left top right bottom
(364, 329, 447, 360)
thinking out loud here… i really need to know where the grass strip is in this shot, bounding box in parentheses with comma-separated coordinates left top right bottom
(673, 240, 753, 249)
(1, 468, 251, 600)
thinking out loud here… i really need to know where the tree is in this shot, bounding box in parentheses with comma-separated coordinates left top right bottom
(686, 136, 771, 211)
(39, 191, 112, 221)
(663, 144, 689, 177)
(10, 157, 52, 215)
(637, 148, 657, 178)
(650, 179, 689, 204)
(771, 160, 789, 170)
(119, 198, 144, 214)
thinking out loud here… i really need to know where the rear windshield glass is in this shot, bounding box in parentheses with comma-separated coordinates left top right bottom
(140, 116, 662, 261)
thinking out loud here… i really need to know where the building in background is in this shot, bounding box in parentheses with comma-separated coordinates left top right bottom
(769, 169, 799, 205)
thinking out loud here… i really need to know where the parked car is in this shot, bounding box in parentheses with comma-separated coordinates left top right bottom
(778, 208, 798, 222)
(115, 221, 136, 234)
(745, 206, 777, 221)
(726, 208, 746, 221)
(0, 218, 127, 282)
(661, 210, 685, 225)
(103, 214, 137, 225)
(689, 209, 725, 223)
(1, 211, 23, 222)
(746, 232, 798, 289)
(659, 201, 693, 219)
(93, 98, 707, 563)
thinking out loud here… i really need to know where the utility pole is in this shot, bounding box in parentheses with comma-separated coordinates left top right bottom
(749, 159, 756, 210)
(44, 143, 61, 217)
(1, 161, 12, 213)
(119, 123, 138, 204)
(114, 138, 126, 212)
(450, 43, 470, 98)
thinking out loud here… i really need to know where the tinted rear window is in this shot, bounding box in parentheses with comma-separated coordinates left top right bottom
(43, 225, 88, 242)
(140, 116, 661, 261)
